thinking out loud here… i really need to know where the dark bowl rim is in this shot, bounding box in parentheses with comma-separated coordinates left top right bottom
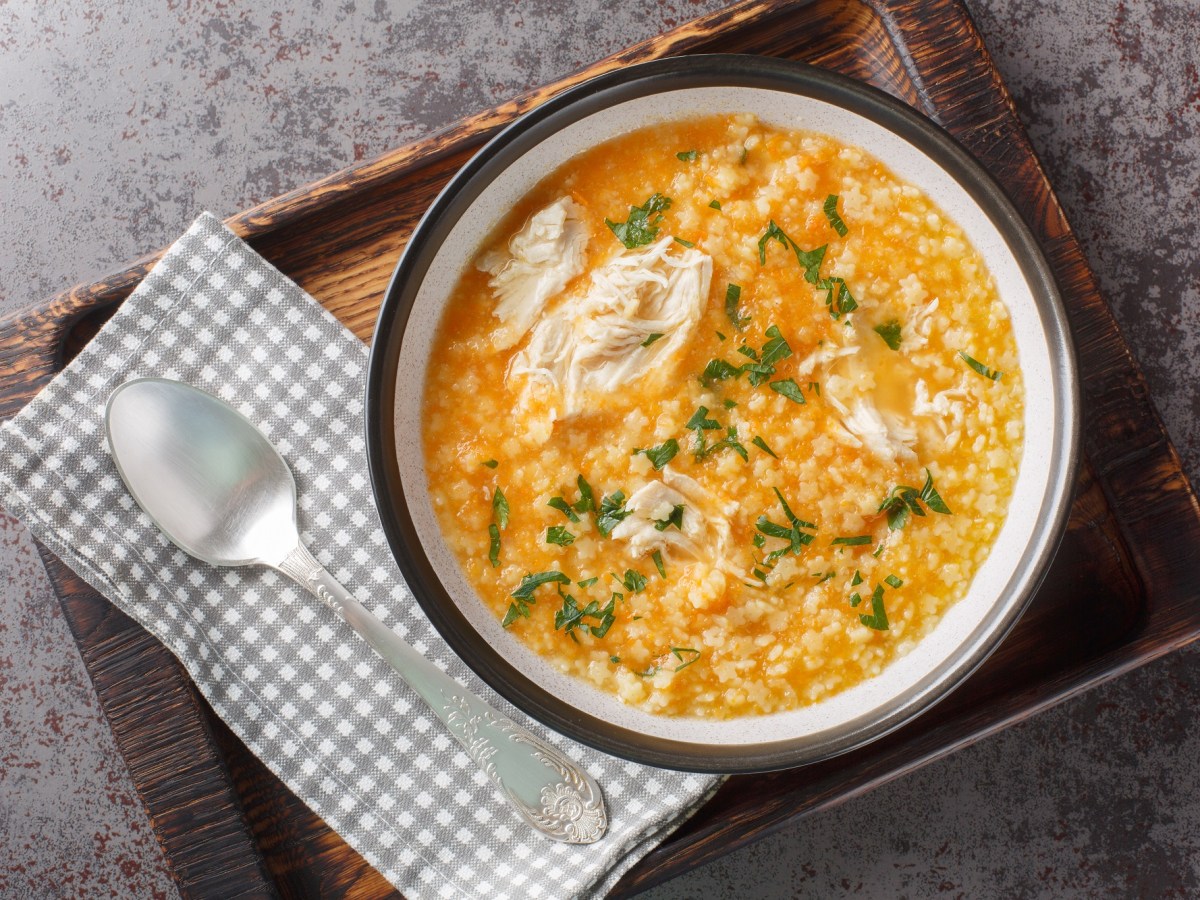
(365, 54, 1081, 773)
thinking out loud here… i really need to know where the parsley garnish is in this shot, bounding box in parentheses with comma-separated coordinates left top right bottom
(823, 194, 849, 236)
(674, 236, 695, 248)
(723, 398, 738, 409)
(874, 320, 902, 350)
(814, 571, 836, 584)
(596, 491, 632, 536)
(610, 655, 621, 664)
(878, 468, 952, 531)
(654, 504, 684, 532)
(605, 193, 672, 249)
(671, 647, 702, 670)
(700, 358, 742, 384)
(573, 475, 596, 514)
(851, 570, 863, 586)
(641, 332, 665, 347)
(686, 406, 721, 432)
(885, 574, 904, 589)
(488, 523, 501, 568)
(481, 459, 498, 469)
(960, 351, 1004, 381)
(503, 571, 570, 627)
(635, 438, 679, 470)
(756, 487, 816, 563)
(696, 426, 749, 462)
(832, 535, 872, 546)
(758, 219, 858, 319)
(555, 592, 615, 641)
(492, 486, 510, 529)
(860, 583, 889, 630)
(548, 496, 580, 523)
(758, 220, 826, 284)
(546, 525, 575, 547)
(769, 378, 806, 404)
(616, 569, 648, 593)
(676, 149, 698, 162)
(751, 435, 778, 458)
(578, 576, 598, 588)
(652, 550, 666, 579)
(808, 381, 821, 396)
(709, 199, 722, 210)
(725, 283, 750, 330)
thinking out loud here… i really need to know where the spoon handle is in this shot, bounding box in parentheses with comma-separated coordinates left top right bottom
(275, 543, 607, 844)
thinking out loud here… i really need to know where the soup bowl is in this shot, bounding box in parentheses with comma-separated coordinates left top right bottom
(364, 55, 1079, 772)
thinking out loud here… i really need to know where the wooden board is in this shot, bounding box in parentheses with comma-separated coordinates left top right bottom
(3, 0, 1200, 896)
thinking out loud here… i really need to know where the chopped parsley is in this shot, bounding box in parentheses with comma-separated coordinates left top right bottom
(884, 574, 904, 589)
(488, 523, 501, 568)
(709, 199, 722, 210)
(503, 570, 570, 627)
(674, 236, 696, 248)
(610, 655, 621, 664)
(960, 351, 1004, 381)
(481, 459, 498, 469)
(695, 425, 749, 462)
(635, 438, 680, 470)
(577, 576, 599, 588)
(851, 570, 864, 587)
(616, 569, 648, 593)
(546, 525, 576, 547)
(555, 592, 615, 641)
(723, 397, 738, 409)
(758, 219, 858, 319)
(758, 220, 826, 284)
(808, 381, 821, 396)
(641, 332, 665, 347)
(725, 283, 750, 330)
(756, 487, 816, 563)
(859, 583, 889, 630)
(878, 468, 952, 531)
(652, 549, 666, 579)
(814, 570, 836, 584)
(670, 647, 701, 671)
(686, 406, 721, 432)
(832, 535, 872, 546)
(573, 474, 596, 514)
(874, 320, 902, 350)
(492, 486, 510, 529)
(769, 378, 806, 404)
(823, 193, 849, 237)
(596, 490, 632, 536)
(751, 435, 778, 458)
(547, 496, 580, 523)
(654, 504, 684, 532)
(676, 149, 698, 162)
(605, 193, 672, 249)
(700, 357, 742, 385)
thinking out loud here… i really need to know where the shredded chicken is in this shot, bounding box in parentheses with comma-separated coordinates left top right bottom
(478, 196, 589, 350)
(610, 468, 733, 566)
(509, 236, 711, 419)
(906, 297, 940, 350)
(913, 378, 970, 448)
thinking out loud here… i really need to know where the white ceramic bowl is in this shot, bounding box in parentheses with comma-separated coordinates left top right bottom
(366, 56, 1079, 772)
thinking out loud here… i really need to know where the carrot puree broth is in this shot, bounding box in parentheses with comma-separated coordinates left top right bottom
(422, 113, 1023, 718)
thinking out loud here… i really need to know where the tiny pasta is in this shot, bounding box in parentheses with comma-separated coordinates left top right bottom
(422, 114, 1023, 718)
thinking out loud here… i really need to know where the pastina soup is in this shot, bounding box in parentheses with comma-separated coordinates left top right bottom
(421, 113, 1023, 719)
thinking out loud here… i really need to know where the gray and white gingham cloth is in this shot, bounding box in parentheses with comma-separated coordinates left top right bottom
(0, 212, 724, 899)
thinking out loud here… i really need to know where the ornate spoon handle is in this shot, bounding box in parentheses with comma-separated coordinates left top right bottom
(276, 543, 607, 844)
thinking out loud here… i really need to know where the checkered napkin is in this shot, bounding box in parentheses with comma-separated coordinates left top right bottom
(0, 212, 724, 899)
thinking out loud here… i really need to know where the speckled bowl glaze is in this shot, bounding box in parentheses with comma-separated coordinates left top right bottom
(365, 55, 1079, 773)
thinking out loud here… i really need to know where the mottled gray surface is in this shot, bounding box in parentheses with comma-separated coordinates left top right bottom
(0, 0, 1197, 897)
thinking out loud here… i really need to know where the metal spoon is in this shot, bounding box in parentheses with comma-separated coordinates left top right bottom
(104, 377, 606, 844)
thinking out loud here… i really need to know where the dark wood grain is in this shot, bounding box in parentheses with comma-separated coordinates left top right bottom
(3, 0, 1199, 897)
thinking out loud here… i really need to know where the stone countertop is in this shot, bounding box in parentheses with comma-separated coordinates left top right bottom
(1, 1, 1197, 896)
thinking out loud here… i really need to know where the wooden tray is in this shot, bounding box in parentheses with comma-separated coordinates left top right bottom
(4, 0, 1200, 896)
